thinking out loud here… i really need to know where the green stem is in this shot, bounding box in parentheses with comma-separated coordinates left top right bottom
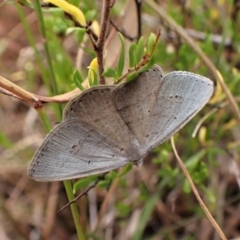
(27, 1, 86, 238)
(16, 4, 50, 92)
(37, 108, 86, 240)
(64, 181, 86, 240)
(33, 0, 62, 118)
(37, 109, 52, 133)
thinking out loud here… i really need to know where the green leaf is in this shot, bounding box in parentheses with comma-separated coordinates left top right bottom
(194, 162, 208, 182)
(85, 9, 97, 21)
(116, 33, 125, 78)
(147, 33, 157, 54)
(139, 55, 156, 74)
(97, 179, 111, 189)
(72, 69, 85, 91)
(116, 202, 131, 218)
(75, 28, 86, 44)
(88, 67, 98, 86)
(183, 179, 191, 193)
(103, 67, 117, 79)
(201, 185, 216, 203)
(126, 71, 138, 82)
(73, 175, 99, 194)
(135, 36, 144, 65)
(93, 70, 98, 86)
(128, 42, 137, 68)
(66, 27, 83, 35)
(105, 170, 118, 180)
(185, 149, 207, 171)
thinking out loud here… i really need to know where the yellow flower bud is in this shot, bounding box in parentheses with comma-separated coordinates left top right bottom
(91, 20, 100, 37)
(44, 0, 86, 27)
(87, 58, 98, 86)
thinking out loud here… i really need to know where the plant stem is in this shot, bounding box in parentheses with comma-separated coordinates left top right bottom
(31, 2, 86, 239)
(33, 0, 62, 118)
(37, 108, 86, 240)
(16, 4, 50, 94)
(95, 0, 112, 84)
(64, 181, 86, 240)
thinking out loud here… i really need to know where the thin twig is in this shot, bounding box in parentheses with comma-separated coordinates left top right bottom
(33, 1, 59, 97)
(57, 174, 107, 212)
(170, 137, 227, 240)
(110, 20, 138, 41)
(96, 0, 112, 50)
(0, 76, 41, 107)
(192, 102, 227, 138)
(115, 29, 161, 83)
(0, 74, 86, 104)
(0, 87, 23, 101)
(134, 0, 142, 39)
(192, 96, 240, 138)
(95, 0, 112, 84)
(192, 107, 219, 138)
(109, 1, 141, 42)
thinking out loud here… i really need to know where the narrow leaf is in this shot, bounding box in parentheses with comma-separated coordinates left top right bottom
(88, 67, 98, 86)
(139, 55, 156, 73)
(72, 69, 85, 91)
(103, 67, 117, 79)
(116, 33, 125, 78)
(135, 36, 144, 65)
(185, 149, 206, 170)
(98, 179, 111, 189)
(147, 33, 157, 54)
(128, 42, 137, 68)
(126, 71, 138, 82)
(75, 28, 86, 44)
(73, 175, 98, 193)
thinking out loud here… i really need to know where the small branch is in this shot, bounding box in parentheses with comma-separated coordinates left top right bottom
(0, 87, 24, 101)
(192, 104, 223, 138)
(0, 76, 42, 107)
(171, 137, 227, 240)
(95, 0, 112, 84)
(42, 0, 111, 85)
(115, 29, 161, 83)
(57, 174, 107, 212)
(35, 88, 81, 103)
(192, 96, 240, 137)
(134, 0, 142, 40)
(0, 73, 91, 105)
(97, 0, 112, 49)
(33, 0, 59, 97)
(94, 47, 105, 84)
(110, 20, 138, 41)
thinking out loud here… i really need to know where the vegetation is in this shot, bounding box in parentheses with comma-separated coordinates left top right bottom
(0, 0, 239, 239)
